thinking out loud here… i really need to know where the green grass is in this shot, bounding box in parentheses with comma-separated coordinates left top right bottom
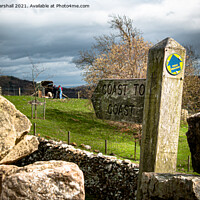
(4, 95, 195, 173)
(5, 96, 140, 160)
(177, 122, 192, 173)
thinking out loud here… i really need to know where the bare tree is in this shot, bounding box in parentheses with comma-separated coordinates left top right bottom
(74, 15, 152, 87)
(28, 57, 46, 119)
(28, 57, 46, 96)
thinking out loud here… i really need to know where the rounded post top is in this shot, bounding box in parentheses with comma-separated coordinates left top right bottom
(150, 37, 186, 51)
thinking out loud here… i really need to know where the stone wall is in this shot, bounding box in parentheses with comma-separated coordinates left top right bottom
(14, 138, 139, 200)
(14, 137, 200, 200)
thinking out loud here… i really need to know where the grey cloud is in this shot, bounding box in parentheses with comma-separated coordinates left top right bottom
(0, 24, 97, 60)
(166, 11, 175, 16)
(173, 31, 200, 55)
(0, 0, 199, 87)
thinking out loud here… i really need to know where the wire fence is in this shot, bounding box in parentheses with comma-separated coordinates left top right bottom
(27, 114, 192, 172)
(29, 122, 141, 161)
(29, 122, 193, 172)
(0, 87, 83, 99)
(0, 87, 34, 96)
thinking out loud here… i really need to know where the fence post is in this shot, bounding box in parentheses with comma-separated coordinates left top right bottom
(31, 103, 33, 119)
(134, 139, 137, 160)
(105, 140, 107, 155)
(68, 131, 70, 145)
(19, 87, 21, 96)
(0, 86, 2, 95)
(35, 102, 37, 119)
(34, 123, 36, 136)
(43, 98, 46, 120)
(188, 155, 190, 172)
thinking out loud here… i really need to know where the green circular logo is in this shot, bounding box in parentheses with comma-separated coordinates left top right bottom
(166, 53, 183, 76)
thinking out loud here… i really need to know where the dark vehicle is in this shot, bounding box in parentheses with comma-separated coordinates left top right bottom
(36, 81, 53, 97)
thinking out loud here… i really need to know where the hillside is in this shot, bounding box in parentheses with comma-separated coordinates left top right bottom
(0, 75, 34, 90)
(0, 76, 34, 95)
(0, 76, 90, 98)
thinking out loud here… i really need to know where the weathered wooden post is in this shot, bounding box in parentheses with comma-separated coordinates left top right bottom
(0, 86, 2, 95)
(68, 131, 70, 145)
(34, 123, 36, 136)
(19, 87, 21, 96)
(43, 98, 46, 120)
(105, 140, 107, 154)
(35, 100, 37, 119)
(137, 38, 186, 199)
(188, 155, 190, 172)
(31, 104, 34, 119)
(134, 139, 137, 160)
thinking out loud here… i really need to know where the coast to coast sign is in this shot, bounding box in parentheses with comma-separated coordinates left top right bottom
(91, 79, 146, 124)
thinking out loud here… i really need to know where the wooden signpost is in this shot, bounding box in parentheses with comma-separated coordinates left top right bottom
(137, 38, 186, 199)
(91, 79, 146, 124)
(91, 37, 186, 200)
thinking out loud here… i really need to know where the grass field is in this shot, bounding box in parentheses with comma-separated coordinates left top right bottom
(4, 95, 194, 173)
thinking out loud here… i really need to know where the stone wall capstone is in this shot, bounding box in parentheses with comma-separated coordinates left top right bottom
(141, 172, 200, 200)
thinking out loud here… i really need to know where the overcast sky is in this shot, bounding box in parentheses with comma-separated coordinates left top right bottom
(0, 0, 200, 87)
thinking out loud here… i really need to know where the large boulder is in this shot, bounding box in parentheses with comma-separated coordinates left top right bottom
(141, 172, 200, 200)
(0, 96, 38, 164)
(0, 160, 85, 200)
(186, 112, 200, 173)
(0, 135, 39, 164)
